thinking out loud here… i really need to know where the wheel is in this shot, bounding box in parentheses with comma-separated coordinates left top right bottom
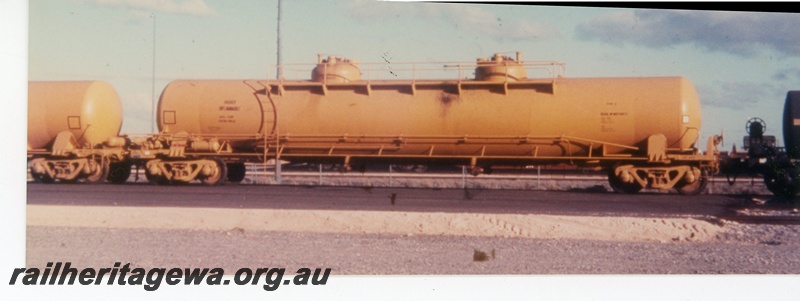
(764, 167, 800, 197)
(84, 158, 109, 184)
(608, 169, 642, 194)
(145, 169, 170, 185)
(30, 159, 55, 183)
(201, 158, 228, 186)
(226, 162, 246, 183)
(31, 171, 54, 183)
(675, 169, 708, 195)
(107, 161, 132, 184)
(59, 177, 80, 184)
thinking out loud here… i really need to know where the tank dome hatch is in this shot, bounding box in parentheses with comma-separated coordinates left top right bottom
(475, 52, 528, 81)
(311, 54, 362, 83)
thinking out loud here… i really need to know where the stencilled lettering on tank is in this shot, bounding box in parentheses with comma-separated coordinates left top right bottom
(218, 115, 237, 124)
(218, 100, 239, 123)
(219, 100, 241, 112)
(600, 101, 629, 133)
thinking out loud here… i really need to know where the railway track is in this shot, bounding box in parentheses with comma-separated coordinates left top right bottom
(26, 161, 800, 225)
(27, 166, 777, 195)
(27, 174, 800, 226)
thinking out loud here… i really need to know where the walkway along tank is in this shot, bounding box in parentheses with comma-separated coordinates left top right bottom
(27, 81, 132, 183)
(141, 52, 720, 192)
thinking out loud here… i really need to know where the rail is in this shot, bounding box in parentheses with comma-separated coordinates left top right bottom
(156, 166, 772, 194)
(240, 168, 763, 183)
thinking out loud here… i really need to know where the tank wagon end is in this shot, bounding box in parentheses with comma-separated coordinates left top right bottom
(27, 81, 132, 184)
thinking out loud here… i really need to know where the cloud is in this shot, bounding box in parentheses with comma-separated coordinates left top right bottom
(772, 67, 800, 82)
(576, 9, 800, 58)
(345, 0, 559, 42)
(697, 81, 774, 110)
(83, 0, 218, 17)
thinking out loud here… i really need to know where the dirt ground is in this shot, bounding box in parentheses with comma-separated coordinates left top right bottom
(27, 204, 723, 243)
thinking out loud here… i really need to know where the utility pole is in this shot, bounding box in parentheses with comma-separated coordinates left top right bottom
(151, 13, 157, 133)
(276, 0, 282, 80)
(274, 0, 282, 184)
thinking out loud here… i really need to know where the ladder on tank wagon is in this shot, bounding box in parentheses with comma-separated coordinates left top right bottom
(260, 82, 280, 183)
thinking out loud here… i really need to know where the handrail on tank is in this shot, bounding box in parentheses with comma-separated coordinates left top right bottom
(266, 55, 566, 84)
(266, 133, 639, 151)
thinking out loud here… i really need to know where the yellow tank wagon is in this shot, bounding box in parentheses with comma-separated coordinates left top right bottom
(28, 81, 132, 183)
(144, 52, 720, 192)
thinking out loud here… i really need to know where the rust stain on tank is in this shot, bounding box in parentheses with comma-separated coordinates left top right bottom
(439, 91, 459, 107)
(438, 95, 459, 118)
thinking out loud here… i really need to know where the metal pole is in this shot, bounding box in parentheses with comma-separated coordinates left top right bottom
(275, 159, 282, 184)
(462, 166, 466, 189)
(276, 0, 282, 80)
(151, 13, 156, 133)
(537, 165, 541, 189)
(273, 0, 283, 184)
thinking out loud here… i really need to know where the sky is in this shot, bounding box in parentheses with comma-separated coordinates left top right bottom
(25, 0, 800, 147)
